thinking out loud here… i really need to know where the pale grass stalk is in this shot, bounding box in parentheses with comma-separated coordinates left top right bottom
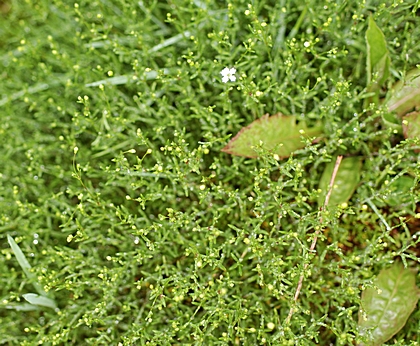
(285, 155, 343, 324)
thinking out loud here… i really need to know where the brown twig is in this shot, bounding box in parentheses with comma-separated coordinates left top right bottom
(285, 155, 343, 325)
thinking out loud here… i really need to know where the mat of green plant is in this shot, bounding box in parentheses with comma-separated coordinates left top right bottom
(1, 1, 420, 345)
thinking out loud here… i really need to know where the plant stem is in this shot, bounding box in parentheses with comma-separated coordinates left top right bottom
(285, 155, 343, 324)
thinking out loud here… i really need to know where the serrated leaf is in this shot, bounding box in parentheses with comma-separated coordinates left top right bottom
(317, 156, 362, 206)
(22, 293, 58, 309)
(387, 70, 420, 117)
(402, 111, 420, 152)
(366, 15, 390, 90)
(221, 114, 323, 158)
(359, 262, 419, 345)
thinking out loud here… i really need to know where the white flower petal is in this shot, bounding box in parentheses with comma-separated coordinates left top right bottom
(221, 67, 229, 76)
(220, 67, 236, 83)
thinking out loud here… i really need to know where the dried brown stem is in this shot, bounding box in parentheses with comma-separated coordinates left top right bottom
(285, 155, 343, 325)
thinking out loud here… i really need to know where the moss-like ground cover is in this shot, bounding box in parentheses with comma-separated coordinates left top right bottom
(1, 1, 420, 345)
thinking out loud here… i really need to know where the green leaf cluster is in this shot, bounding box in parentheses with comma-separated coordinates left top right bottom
(1, 1, 420, 345)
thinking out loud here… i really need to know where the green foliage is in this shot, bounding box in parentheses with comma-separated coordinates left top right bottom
(221, 114, 323, 158)
(359, 262, 420, 345)
(7, 235, 57, 310)
(403, 112, 420, 148)
(388, 70, 420, 117)
(365, 15, 390, 100)
(1, 0, 420, 345)
(7, 235, 48, 298)
(317, 156, 362, 207)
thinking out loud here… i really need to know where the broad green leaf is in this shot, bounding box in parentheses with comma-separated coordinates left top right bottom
(366, 15, 390, 88)
(7, 234, 48, 297)
(384, 175, 416, 207)
(221, 114, 323, 158)
(387, 70, 420, 117)
(381, 112, 402, 134)
(365, 15, 390, 106)
(359, 262, 419, 345)
(402, 111, 420, 152)
(317, 156, 362, 206)
(22, 293, 58, 310)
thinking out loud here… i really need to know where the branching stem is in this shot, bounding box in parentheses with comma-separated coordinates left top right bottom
(285, 155, 343, 324)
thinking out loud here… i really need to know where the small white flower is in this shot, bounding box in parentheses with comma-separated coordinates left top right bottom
(220, 67, 236, 83)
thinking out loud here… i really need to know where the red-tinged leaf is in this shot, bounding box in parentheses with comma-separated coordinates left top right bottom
(402, 111, 420, 152)
(317, 156, 362, 206)
(221, 114, 323, 158)
(358, 262, 420, 346)
(387, 70, 420, 117)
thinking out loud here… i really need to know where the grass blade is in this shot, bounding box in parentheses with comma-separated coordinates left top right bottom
(23, 293, 58, 310)
(5, 303, 40, 311)
(7, 234, 48, 297)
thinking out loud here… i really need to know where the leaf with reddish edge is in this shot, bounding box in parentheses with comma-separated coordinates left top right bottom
(402, 111, 420, 152)
(358, 262, 420, 346)
(221, 114, 323, 158)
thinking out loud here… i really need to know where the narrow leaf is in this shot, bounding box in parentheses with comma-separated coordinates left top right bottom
(148, 31, 191, 53)
(85, 68, 171, 87)
(359, 262, 419, 345)
(7, 234, 48, 297)
(221, 114, 323, 158)
(402, 112, 420, 152)
(0, 76, 67, 107)
(317, 156, 362, 206)
(22, 293, 58, 310)
(387, 70, 420, 117)
(6, 303, 40, 311)
(366, 15, 390, 89)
